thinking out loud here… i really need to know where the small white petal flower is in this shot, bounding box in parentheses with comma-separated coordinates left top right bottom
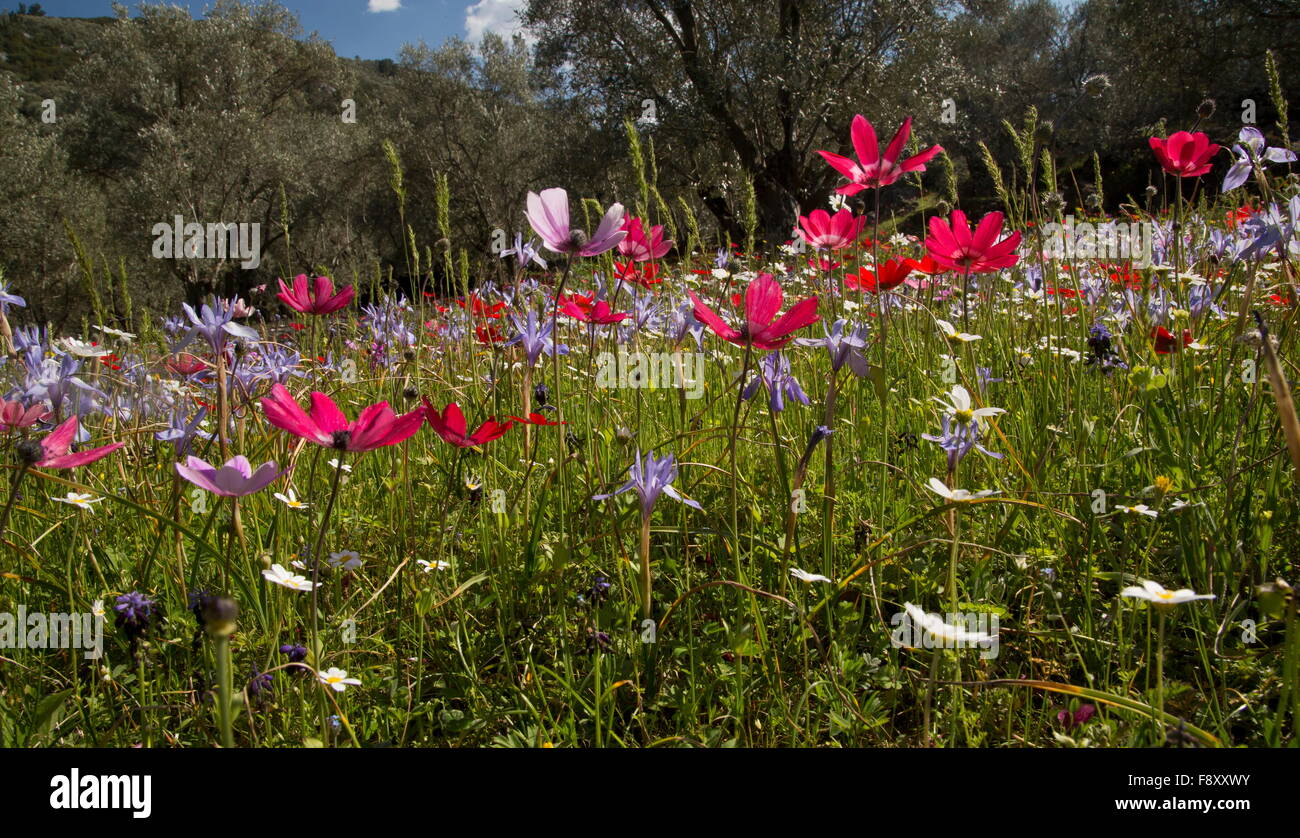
(93, 325, 137, 343)
(925, 477, 998, 503)
(1120, 579, 1214, 606)
(328, 459, 352, 473)
(1115, 503, 1158, 518)
(935, 384, 1005, 423)
(274, 490, 310, 511)
(936, 319, 982, 342)
(59, 338, 112, 358)
(91, 599, 106, 618)
(328, 550, 363, 571)
(262, 563, 318, 592)
(318, 667, 361, 692)
(903, 603, 995, 645)
(52, 492, 104, 511)
(789, 568, 832, 584)
(416, 559, 451, 573)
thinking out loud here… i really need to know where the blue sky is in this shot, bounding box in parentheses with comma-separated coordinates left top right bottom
(10, 1, 528, 59)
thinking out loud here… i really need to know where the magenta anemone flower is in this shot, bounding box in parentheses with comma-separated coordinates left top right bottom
(558, 297, 629, 325)
(276, 274, 355, 316)
(175, 455, 284, 497)
(18, 416, 124, 470)
(925, 210, 1022, 274)
(818, 115, 944, 194)
(617, 217, 673, 261)
(0, 399, 49, 433)
(423, 400, 513, 448)
(688, 273, 820, 350)
(260, 383, 424, 453)
(796, 208, 866, 251)
(1149, 131, 1220, 178)
(525, 188, 627, 257)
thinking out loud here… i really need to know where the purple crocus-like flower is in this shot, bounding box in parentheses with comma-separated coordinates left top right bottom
(794, 318, 871, 376)
(504, 309, 569, 367)
(181, 297, 259, 353)
(742, 351, 810, 413)
(593, 449, 702, 519)
(175, 455, 284, 497)
(0, 281, 26, 314)
(155, 406, 211, 456)
(525, 188, 627, 258)
(501, 233, 548, 269)
(922, 415, 1002, 471)
(1221, 127, 1297, 193)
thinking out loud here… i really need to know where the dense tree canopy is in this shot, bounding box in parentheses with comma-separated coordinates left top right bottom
(0, 0, 1293, 326)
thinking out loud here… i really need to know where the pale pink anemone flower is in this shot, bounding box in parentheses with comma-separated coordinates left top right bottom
(260, 383, 424, 453)
(617, 217, 673, 261)
(525, 187, 627, 257)
(818, 115, 944, 194)
(0, 399, 50, 433)
(796, 208, 866, 251)
(276, 274, 355, 316)
(18, 416, 124, 470)
(175, 455, 284, 497)
(688, 273, 820, 351)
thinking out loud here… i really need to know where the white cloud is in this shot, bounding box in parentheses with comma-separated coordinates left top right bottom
(464, 0, 533, 44)
(368, 0, 401, 12)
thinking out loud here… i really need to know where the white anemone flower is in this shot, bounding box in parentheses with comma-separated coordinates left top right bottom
(1120, 579, 1215, 606)
(59, 338, 112, 358)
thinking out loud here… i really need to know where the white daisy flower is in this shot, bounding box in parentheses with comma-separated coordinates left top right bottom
(262, 563, 317, 592)
(926, 477, 999, 503)
(935, 385, 1005, 424)
(93, 325, 137, 343)
(416, 559, 451, 573)
(1115, 503, 1158, 518)
(274, 489, 310, 511)
(1120, 579, 1215, 606)
(318, 667, 361, 692)
(328, 550, 363, 571)
(903, 603, 996, 645)
(790, 568, 832, 584)
(52, 492, 104, 512)
(936, 319, 982, 342)
(327, 459, 352, 473)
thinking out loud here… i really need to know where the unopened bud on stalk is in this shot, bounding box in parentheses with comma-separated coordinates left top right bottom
(1197, 98, 1216, 120)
